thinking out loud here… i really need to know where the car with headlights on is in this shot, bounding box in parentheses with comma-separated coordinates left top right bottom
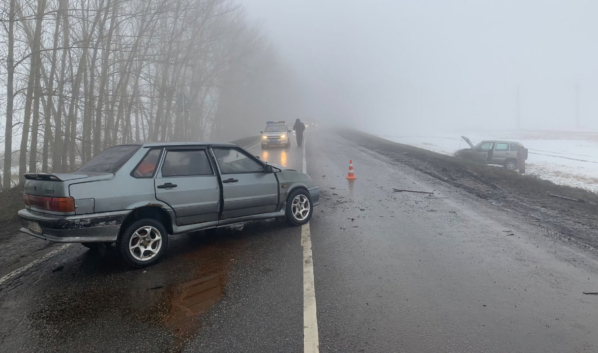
(19, 143, 320, 267)
(261, 121, 291, 149)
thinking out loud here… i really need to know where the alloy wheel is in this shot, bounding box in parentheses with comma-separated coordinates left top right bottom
(291, 194, 311, 221)
(129, 226, 162, 261)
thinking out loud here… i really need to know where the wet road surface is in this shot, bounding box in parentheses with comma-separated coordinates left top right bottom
(2, 130, 598, 352)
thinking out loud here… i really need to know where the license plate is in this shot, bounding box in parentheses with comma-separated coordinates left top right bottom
(28, 221, 42, 234)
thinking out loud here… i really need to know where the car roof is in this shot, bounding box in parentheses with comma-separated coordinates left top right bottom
(482, 140, 522, 145)
(134, 142, 239, 148)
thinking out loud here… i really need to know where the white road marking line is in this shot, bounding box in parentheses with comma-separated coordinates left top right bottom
(302, 137, 319, 353)
(246, 142, 260, 151)
(0, 244, 71, 287)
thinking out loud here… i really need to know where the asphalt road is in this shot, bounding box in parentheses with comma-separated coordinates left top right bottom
(2, 129, 598, 352)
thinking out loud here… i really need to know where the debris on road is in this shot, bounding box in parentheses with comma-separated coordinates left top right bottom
(548, 192, 585, 203)
(393, 188, 434, 195)
(148, 285, 164, 291)
(583, 292, 598, 295)
(51, 265, 64, 273)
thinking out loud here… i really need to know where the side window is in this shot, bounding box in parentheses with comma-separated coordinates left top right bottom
(132, 149, 162, 178)
(161, 150, 213, 177)
(213, 148, 264, 174)
(495, 143, 509, 151)
(478, 142, 493, 151)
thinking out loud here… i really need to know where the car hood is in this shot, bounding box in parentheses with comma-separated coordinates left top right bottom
(461, 136, 475, 149)
(269, 163, 296, 172)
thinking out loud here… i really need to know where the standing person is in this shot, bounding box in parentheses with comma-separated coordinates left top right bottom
(516, 146, 527, 174)
(293, 119, 306, 147)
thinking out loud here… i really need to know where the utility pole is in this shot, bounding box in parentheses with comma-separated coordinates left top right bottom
(516, 84, 520, 130)
(575, 83, 580, 129)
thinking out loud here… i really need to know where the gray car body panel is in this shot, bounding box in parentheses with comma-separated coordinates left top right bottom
(18, 142, 319, 243)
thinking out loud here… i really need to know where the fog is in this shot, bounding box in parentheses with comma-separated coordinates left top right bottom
(244, 0, 598, 134)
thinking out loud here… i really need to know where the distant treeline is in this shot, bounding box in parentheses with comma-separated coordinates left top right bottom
(0, 0, 303, 188)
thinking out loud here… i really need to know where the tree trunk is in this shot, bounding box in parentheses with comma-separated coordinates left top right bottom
(55, 0, 69, 172)
(42, 6, 61, 173)
(4, 0, 16, 189)
(28, 0, 48, 174)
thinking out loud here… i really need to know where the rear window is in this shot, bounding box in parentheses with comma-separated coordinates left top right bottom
(76, 145, 140, 173)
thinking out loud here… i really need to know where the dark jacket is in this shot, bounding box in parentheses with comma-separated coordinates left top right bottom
(293, 121, 305, 134)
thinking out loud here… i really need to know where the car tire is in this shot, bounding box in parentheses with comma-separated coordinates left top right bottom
(261, 145, 267, 150)
(505, 159, 517, 171)
(286, 189, 313, 226)
(117, 218, 168, 268)
(285, 141, 291, 149)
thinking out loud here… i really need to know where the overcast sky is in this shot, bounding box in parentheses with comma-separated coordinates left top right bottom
(243, 0, 598, 133)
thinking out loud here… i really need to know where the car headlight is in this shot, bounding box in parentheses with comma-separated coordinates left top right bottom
(262, 135, 267, 140)
(281, 134, 286, 139)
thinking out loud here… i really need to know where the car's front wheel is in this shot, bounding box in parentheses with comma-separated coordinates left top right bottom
(286, 189, 313, 226)
(117, 219, 168, 268)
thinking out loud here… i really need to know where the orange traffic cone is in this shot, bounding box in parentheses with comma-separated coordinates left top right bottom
(346, 160, 357, 180)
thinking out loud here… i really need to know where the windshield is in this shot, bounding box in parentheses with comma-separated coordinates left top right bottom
(76, 145, 140, 173)
(265, 125, 287, 132)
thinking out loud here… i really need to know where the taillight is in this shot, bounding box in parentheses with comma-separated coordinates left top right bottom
(50, 197, 76, 213)
(23, 194, 75, 213)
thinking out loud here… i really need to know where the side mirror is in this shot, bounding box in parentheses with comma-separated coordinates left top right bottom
(264, 165, 273, 173)
(255, 156, 260, 159)
(260, 131, 263, 134)
(288, 130, 292, 133)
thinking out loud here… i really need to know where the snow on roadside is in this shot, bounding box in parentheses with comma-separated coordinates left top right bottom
(377, 130, 598, 194)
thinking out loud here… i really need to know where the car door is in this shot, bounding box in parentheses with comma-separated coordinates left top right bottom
(476, 141, 494, 162)
(211, 147, 279, 219)
(154, 147, 220, 226)
(492, 142, 510, 164)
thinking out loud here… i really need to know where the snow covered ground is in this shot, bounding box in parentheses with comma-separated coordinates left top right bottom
(376, 130, 598, 193)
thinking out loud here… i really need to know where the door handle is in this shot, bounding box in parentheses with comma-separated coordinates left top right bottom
(157, 183, 177, 189)
(222, 178, 238, 183)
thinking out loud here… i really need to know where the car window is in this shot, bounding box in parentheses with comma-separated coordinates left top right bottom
(495, 143, 509, 151)
(132, 149, 162, 178)
(76, 145, 140, 173)
(213, 148, 264, 174)
(161, 150, 213, 177)
(477, 142, 493, 151)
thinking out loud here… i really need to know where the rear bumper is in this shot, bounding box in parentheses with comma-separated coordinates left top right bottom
(18, 209, 130, 243)
(309, 186, 320, 206)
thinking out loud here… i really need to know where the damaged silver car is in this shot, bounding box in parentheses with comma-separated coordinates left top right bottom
(19, 143, 320, 267)
(455, 136, 526, 170)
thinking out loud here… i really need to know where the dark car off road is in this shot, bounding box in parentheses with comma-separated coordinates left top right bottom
(18, 143, 320, 267)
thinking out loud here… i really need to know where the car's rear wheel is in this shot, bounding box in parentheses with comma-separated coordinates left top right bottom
(505, 159, 517, 170)
(117, 219, 168, 268)
(286, 189, 313, 226)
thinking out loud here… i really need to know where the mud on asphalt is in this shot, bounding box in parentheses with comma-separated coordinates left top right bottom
(341, 129, 598, 253)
